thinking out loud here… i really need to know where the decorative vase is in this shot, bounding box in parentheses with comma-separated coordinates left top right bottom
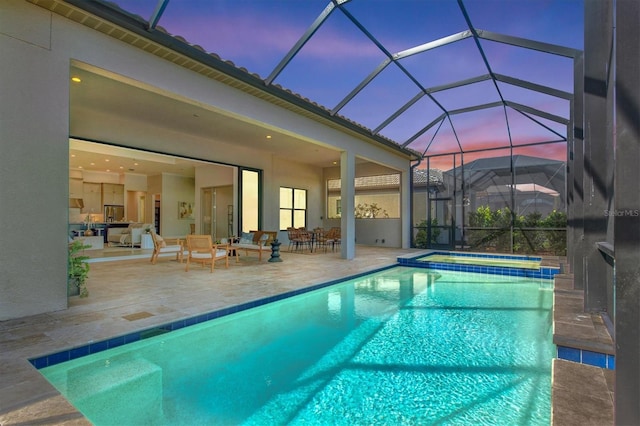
(268, 239, 282, 262)
(84, 228, 94, 236)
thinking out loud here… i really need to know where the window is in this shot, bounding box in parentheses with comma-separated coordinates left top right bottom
(280, 187, 307, 230)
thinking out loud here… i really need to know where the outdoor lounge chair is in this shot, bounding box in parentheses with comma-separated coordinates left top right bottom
(185, 234, 229, 272)
(150, 232, 184, 264)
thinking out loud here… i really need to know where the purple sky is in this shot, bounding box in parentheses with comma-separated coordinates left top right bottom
(111, 0, 583, 168)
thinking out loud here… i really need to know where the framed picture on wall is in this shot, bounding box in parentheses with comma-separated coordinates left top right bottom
(178, 201, 194, 220)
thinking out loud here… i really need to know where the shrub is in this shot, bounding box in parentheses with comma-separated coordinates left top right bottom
(465, 206, 566, 255)
(414, 218, 441, 248)
(68, 240, 90, 297)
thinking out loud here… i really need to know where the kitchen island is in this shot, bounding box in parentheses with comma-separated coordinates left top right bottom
(68, 222, 131, 244)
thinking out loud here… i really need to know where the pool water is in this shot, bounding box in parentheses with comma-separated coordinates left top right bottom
(39, 267, 554, 425)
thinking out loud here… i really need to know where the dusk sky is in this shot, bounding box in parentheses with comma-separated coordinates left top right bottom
(111, 0, 583, 170)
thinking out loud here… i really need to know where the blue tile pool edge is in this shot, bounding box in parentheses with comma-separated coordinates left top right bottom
(29, 264, 398, 370)
(398, 251, 560, 279)
(556, 346, 615, 370)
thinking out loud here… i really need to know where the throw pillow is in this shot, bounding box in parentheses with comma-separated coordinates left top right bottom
(259, 233, 270, 245)
(239, 232, 254, 245)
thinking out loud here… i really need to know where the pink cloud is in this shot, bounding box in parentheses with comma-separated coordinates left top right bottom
(160, 12, 380, 67)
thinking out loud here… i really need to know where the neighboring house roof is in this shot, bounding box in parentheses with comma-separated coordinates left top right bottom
(413, 168, 444, 186)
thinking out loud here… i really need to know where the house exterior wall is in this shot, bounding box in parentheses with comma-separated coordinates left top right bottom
(1, 0, 70, 319)
(0, 0, 410, 320)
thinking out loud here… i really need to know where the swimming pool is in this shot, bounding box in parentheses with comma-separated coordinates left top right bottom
(36, 266, 554, 425)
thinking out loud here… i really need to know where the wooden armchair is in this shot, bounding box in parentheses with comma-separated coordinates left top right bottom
(150, 232, 184, 264)
(185, 235, 229, 272)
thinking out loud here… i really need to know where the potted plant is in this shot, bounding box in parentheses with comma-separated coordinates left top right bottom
(68, 240, 90, 297)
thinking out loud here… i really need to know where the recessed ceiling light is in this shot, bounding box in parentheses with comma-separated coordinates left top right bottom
(71, 154, 76, 158)
(71, 76, 81, 83)
(333, 161, 338, 165)
(119, 166, 124, 169)
(134, 162, 139, 166)
(266, 135, 272, 139)
(105, 159, 110, 162)
(78, 166, 83, 169)
(106, 169, 110, 172)
(90, 162, 95, 166)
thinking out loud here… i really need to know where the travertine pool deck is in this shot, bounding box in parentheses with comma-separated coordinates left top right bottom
(0, 247, 614, 424)
(552, 273, 615, 425)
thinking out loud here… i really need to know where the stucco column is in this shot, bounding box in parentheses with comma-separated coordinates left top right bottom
(614, 0, 640, 422)
(340, 150, 355, 259)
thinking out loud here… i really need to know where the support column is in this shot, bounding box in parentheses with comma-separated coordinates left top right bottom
(340, 150, 355, 259)
(569, 53, 585, 284)
(583, 0, 612, 311)
(614, 0, 640, 422)
(400, 168, 411, 249)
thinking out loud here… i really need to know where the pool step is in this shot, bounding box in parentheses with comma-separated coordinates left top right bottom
(67, 358, 163, 424)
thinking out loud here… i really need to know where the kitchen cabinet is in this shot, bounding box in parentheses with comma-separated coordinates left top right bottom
(69, 178, 83, 198)
(82, 182, 102, 214)
(102, 183, 124, 206)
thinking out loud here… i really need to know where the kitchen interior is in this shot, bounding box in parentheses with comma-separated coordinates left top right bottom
(69, 181, 134, 248)
(68, 139, 194, 249)
(68, 139, 236, 250)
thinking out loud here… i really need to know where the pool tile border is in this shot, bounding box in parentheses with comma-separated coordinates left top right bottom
(557, 346, 615, 370)
(30, 265, 397, 370)
(399, 251, 559, 279)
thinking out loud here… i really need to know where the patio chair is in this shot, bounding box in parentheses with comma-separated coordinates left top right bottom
(314, 228, 332, 253)
(293, 228, 313, 252)
(185, 234, 229, 272)
(150, 232, 184, 264)
(327, 227, 341, 252)
(286, 227, 299, 252)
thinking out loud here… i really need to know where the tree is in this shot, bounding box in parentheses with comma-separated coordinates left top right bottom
(354, 203, 389, 218)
